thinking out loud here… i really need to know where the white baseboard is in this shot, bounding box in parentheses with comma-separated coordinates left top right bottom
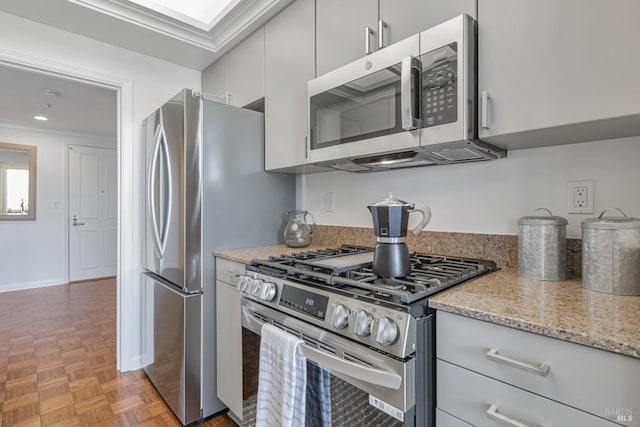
(0, 278, 67, 293)
(123, 354, 145, 372)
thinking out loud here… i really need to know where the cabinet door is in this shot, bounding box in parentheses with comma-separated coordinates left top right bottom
(202, 54, 229, 98)
(379, 0, 476, 46)
(229, 27, 265, 107)
(316, 0, 378, 76)
(438, 360, 620, 427)
(216, 280, 243, 420)
(264, 0, 315, 171)
(478, 0, 640, 148)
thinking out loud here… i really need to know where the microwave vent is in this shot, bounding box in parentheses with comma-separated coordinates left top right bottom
(430, 147, 484, 162)
(331, 162, 370, 172)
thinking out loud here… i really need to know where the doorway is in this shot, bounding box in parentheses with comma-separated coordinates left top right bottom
(0, 51, 134, 371)
(68, 145, 118, 282)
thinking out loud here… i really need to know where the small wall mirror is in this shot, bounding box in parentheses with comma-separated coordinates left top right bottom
(0, 142, 37, 220)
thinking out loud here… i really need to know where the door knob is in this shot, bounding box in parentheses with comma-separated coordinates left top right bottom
(72, 215, 85, 226)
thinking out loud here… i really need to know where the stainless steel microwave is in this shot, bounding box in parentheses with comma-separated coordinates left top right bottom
(307, 14, 505, 172)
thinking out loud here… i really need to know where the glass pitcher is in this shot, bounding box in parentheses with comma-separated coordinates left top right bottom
(284, 210, 317, 248)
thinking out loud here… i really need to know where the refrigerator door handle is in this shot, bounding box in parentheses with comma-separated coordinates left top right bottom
(148, 123, 163, 257)
(158, 117, 172, 255)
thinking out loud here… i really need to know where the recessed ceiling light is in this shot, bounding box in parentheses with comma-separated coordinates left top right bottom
(42, 89, 60, 97)
(34, 115, 48, 121)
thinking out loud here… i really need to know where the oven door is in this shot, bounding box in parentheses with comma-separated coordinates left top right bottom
(240, 298, 416, 427)
(307, 34, 421, 165)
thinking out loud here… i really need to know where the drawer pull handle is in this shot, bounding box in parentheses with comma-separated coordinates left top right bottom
(486, 348, 550, 377)
(486, 404, 539, 427)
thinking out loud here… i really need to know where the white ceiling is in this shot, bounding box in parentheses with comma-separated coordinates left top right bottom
(0, 65, 117, 138)
(0, 0, 292, 70)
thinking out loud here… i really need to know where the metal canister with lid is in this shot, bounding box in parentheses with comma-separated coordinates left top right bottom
(582, 208, 640, 295)
(518, 208, 567, 281)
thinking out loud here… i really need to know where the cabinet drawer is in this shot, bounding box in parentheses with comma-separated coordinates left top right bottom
(436, 409, 473, 427)
(438, 360, 619, 427)
(215, 258, 245, 284)
(437, 311, 640, 425)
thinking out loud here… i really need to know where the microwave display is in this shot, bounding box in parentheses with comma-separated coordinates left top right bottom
(421, 43, 458, 127)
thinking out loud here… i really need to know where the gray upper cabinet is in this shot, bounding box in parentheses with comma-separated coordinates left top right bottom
(316, 0, 475, 76)
(478, 0, 640, 149)
(378, 0, 476, 47)
(202, 53, 229, 99)
(201, 28, 264, 108)
(264, 0, 316, 171)
(315, 0, 378, 76)
(228, 27, 265, 108)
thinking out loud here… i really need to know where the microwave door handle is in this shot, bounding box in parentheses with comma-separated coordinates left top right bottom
(300, 343, 402, 390)
(401, 56, 422, 130)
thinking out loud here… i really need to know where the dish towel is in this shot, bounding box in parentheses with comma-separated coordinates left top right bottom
(255, 323, 307, 427)
(305, 361, 332, 427)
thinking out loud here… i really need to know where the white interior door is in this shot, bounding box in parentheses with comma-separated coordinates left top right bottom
(68, 145, 117, 282)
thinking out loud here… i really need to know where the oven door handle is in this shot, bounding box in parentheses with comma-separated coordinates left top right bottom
(300, 343, 402, 390)
(242, 305, 403, 390)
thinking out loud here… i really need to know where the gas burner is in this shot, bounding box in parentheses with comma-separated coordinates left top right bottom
(248, 245, 496, 305)
(373, 278, 407, 291)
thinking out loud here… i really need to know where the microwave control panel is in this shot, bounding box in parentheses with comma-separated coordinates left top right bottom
(421, 43, 458, 127)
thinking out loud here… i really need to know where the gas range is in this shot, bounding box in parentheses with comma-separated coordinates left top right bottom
(238, 245, 496, 358)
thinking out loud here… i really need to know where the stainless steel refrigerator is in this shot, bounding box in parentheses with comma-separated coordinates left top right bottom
(142, 89, 295, 425)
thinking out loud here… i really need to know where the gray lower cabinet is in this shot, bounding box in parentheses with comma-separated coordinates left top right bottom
(436, 409, 473, 427)
(477, 0, 640, 149)
(264, 0, 315, 171)
(438, 360, 619, 427)
(215, 258, 244, 423)
(436, 311, 640, 426)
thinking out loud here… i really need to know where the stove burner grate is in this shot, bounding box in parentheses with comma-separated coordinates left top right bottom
(249, 245, 496, 305)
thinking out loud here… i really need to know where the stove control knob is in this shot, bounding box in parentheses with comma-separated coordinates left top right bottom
(237, 275, 251, 292)
(331, 304, 350, 329)
(259, 282, 277, 302)
(353, 310, 373, 337)
(375, 317, 399, 346)
(249, 279, 263, 296)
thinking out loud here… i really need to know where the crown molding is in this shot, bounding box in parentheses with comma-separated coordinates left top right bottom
(68, 0, 292, 52)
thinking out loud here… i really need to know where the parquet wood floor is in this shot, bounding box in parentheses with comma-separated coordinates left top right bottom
(0, 278, 237, 427)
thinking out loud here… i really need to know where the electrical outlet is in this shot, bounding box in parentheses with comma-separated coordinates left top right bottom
(325, 192, 336, 212)
(568, 180, 594, 214)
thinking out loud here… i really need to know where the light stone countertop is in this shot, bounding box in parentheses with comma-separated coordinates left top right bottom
(214, 244, 334, 265)
(429, 268, 640, 359)
(215, 245, 640, 359)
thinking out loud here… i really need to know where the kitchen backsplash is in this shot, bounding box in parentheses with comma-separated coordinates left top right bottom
(313, 225, 582, 277)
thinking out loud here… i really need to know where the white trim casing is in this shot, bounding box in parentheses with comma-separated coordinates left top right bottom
(0, 48, 135, 372)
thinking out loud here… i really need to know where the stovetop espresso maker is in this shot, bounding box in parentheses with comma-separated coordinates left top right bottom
(368, 194, 431, 278)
